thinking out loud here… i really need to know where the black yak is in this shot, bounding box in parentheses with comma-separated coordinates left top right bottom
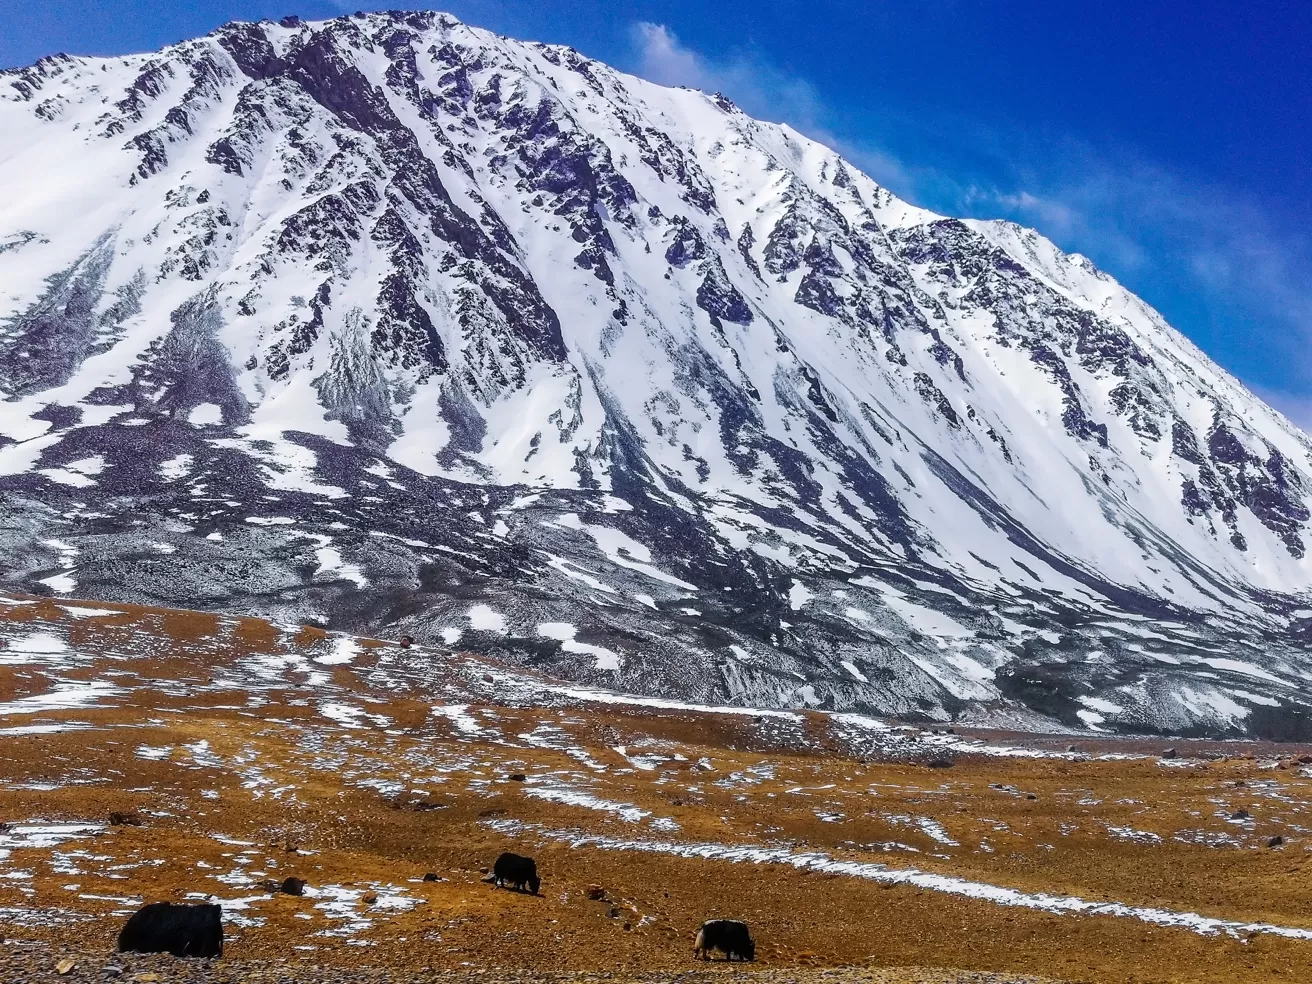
(492, 852, 540, 894)
(694, 919, 755, 961)
(118, 902, 223, 958)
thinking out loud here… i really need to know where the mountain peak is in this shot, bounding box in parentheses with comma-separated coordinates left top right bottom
(2, 12, 1310, 738)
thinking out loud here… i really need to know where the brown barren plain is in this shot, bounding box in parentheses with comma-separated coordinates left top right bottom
(2, 595, 1311, 983)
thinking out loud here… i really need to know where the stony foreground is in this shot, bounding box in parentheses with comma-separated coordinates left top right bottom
(0, 949, 1062, 984)
(3, 595, 1312, 983)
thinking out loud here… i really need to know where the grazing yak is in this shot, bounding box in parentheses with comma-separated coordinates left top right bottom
(492, 851, 540, 894)
(118, 902, 223, 958)
(694, 919, 755, 961)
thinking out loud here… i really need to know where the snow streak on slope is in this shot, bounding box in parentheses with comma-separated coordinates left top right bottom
(2, 10, 1312, 737)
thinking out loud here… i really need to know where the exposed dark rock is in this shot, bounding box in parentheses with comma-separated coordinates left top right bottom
(696, 258, 753, 325)
(0, 233, 117, 395)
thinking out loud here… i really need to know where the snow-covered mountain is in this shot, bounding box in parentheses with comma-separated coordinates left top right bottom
(3, 10, 1312, 738)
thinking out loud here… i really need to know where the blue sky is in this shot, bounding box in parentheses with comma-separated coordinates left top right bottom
(6, 1, 1311, 426)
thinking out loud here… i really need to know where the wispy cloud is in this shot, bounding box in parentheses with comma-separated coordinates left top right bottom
(954, 144, 1312, 367)
(631, 23, 830, 138)
(629, 22, 916, 192)
(631, 23, 705, 88)
(626, 21, 1312, 416)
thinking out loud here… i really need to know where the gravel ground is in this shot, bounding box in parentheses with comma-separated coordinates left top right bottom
(0, 944, 1063, 984)
(8, 596, 1304, 984)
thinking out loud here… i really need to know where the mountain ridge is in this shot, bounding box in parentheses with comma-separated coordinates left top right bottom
(2, 9, 1312, 738)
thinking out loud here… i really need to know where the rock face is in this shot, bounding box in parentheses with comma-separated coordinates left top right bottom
(3, 11, 1312, 738)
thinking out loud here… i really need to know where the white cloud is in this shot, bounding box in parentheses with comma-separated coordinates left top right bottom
(631, 23, 828, 137)
(631, 23, 709, 90)
(991, 191, 1079, 234)
(629, 22, 910, 192)
(980, 149, 1312, 341)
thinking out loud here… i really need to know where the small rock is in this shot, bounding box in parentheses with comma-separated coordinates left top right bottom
(1298, 754, 1312, 765)
(423, 872, 440, 882)
(56, 958, 77, 975)
(108, 812, 142, 827)
(103, 966, 124, 978)
(1025, 793, 1037, 800)
(362, 891, 379, 905)
(1232, 809, 1251, 821)
(623, 922, 632, 931)
(1161, 747, 1178, 759)
(482, 673, 495, 683)
(508, 773, 527, 782)
(586, 884, 606, 900)
(281, 876, 306, 896)
(1268, 835, 1284, 848)
(607, 905, 621, 918)
(405, 799, 445, 812)
(1066, 745, 1079, 754)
